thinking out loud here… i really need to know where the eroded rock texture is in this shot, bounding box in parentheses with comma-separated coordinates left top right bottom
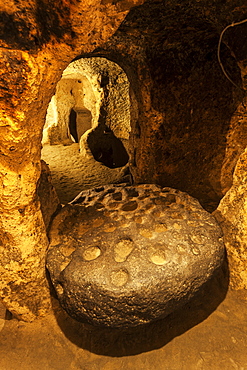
(214, 148, 247, 289)
(1, 0, 247, 321)
(47, 184, 224, 327)
(0, 0, 142, 320)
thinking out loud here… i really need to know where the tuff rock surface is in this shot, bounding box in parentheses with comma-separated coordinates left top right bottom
(47, 184, 224, 327)
(1, 0, 247, 322)
(0, 0, 143, 320)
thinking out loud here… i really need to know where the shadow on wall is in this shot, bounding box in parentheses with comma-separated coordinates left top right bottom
(87, 124, 129, 168)
(50, 255, 229, 357)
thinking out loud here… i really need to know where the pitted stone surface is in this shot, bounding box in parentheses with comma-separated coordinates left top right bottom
(46, 184, 225, 328)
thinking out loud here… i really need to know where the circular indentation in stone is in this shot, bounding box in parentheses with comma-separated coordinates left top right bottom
(112, 192, 123, 201)
(126, 188, 139, 198)
(121, 201, 138, 212)
(78, 223, 90, 235)
(154, 223, 167, 232)
(104, 224, 116, 232)
(134, 216, 143, 223)
(110, 269, 129, 287)
(145, 203, 154, 211)
(108, 202, 119, 209)
(155, 194, 176, 206)
(149, 249, 167, 265)
(139, 229, 153, 238)
(114, 239, 135, 262)
(92, 218, 104, 228)
(153, 210, 161, 218)
(83, 246, 101, 261)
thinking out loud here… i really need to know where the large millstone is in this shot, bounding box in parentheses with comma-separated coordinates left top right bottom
(46, 184, 225, 328)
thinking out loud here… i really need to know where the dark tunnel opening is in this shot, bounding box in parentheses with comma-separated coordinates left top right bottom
(69, 108, 79, 143)
(87, 124, 129, 169)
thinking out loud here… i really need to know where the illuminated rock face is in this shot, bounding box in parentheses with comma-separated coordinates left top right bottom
(0, 0, 247, 323)
(0, 0, 143, 321)
(47, 184, 224, 327)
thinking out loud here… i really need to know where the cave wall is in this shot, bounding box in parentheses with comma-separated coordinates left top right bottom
(0, 0, 143, 320)
(92, 0, 247, 210)
(43, 75, 94, 145)
(43, 57, 131, 147)
(87, 0, 247, 289)
(1, 0, 247, 321)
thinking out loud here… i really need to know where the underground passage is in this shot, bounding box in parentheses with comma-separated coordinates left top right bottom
(68, 108, 78, 143)
(41, 56, 132, 203)
(1, 0, 247, 368)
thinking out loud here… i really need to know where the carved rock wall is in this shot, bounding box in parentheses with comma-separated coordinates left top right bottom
(0, 0, 142, 320)
(92, 0, 247, 211)
(87, 0, 247, 288)
(0, 0, 247, 321)
(43, 56, 132, 146)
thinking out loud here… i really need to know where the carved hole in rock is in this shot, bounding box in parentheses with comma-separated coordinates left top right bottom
(110, 269, 129, 287)
(121, 200, 138, 211)
(82, 246, 101, 261)
(68, 108, 79, 143)
(41, 57, 135, 203)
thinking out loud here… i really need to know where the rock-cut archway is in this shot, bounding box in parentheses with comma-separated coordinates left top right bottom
(41, 57, 135, 203)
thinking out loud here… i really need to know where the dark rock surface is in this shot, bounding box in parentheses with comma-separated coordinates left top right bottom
(46, 184, 225, 328)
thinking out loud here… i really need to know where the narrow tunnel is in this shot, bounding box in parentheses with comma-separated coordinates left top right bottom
(41, 56, 134, 203)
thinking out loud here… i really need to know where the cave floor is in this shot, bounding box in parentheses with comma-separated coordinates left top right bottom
(0, 284, 247, 370)
(41, 143, 127, 204)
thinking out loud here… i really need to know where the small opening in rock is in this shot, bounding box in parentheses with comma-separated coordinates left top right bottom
(69, 109, 78, 143)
